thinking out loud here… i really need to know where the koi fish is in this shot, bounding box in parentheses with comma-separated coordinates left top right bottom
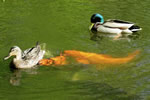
(39, 55, 67, 66)
(39, 50, 140, 66)
(64, 50, 140, 65)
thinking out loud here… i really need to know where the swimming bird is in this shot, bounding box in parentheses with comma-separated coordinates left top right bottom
(4, 42, 45, 69)
(90, 13, 142, 40)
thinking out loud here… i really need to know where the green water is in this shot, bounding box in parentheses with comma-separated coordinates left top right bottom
(0, 0, 150, 100)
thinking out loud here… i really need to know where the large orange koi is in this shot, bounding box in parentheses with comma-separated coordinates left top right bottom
(39, 50, 140, 66)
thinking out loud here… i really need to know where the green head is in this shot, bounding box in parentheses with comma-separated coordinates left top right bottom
(91, 13, 104, 24)
(90, 13, 104, 30)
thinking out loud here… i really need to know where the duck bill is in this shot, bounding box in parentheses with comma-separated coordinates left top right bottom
(89, 23, 94, 30)
(4, 55, 11, 60)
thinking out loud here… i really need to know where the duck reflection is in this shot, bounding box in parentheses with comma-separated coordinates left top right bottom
(90, 30, 140, 41)
(9, 61, 38, 86)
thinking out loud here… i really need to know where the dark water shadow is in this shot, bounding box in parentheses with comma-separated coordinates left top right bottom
(66, 81, 142, 100)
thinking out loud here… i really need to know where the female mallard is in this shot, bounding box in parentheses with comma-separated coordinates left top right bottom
(4, 42, 45, 69)
(90, 13, 142, 39)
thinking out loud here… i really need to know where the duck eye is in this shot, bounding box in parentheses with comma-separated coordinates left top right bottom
(11, 49, 15, 51)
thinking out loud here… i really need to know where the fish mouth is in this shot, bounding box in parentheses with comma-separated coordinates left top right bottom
(38, 59, 54, 66)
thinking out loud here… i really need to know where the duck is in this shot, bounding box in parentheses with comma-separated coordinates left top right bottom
(90, 13, 142, 39)
(4, 42, 45, 69)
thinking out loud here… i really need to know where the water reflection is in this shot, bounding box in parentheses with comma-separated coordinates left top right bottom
(9, 62, 38, 86)
(90, 30, 140, 41)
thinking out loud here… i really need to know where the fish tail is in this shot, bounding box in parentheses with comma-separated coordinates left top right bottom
(117, 50, 140, 64)
(127, 50, 140, 59)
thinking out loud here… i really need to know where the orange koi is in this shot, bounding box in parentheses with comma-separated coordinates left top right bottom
(39, 55, 67, 66)
(64, 50, 140, 64)
(39, 50, 140, 66)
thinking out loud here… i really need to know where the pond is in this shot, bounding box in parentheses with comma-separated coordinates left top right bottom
(0, 0, 150, 100)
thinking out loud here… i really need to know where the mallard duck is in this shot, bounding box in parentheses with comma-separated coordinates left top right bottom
(90, 13, 142, 39)
(4, 42, 45, 69)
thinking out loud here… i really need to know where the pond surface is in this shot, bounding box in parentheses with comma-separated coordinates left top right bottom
(0, 0, 150, 100)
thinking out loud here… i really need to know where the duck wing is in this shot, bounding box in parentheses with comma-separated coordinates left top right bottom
(103, 19, 134, 29)
(22, 43, 41, 60)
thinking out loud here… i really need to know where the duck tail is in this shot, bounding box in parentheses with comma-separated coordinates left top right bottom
(36, 41, 39, 46)
(35, 41, 41, 52)
(129, 25, 142, 32)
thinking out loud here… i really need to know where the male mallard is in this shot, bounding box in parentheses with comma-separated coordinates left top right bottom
(90, 13, 142, 39)
(4, 42, 45, 69)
